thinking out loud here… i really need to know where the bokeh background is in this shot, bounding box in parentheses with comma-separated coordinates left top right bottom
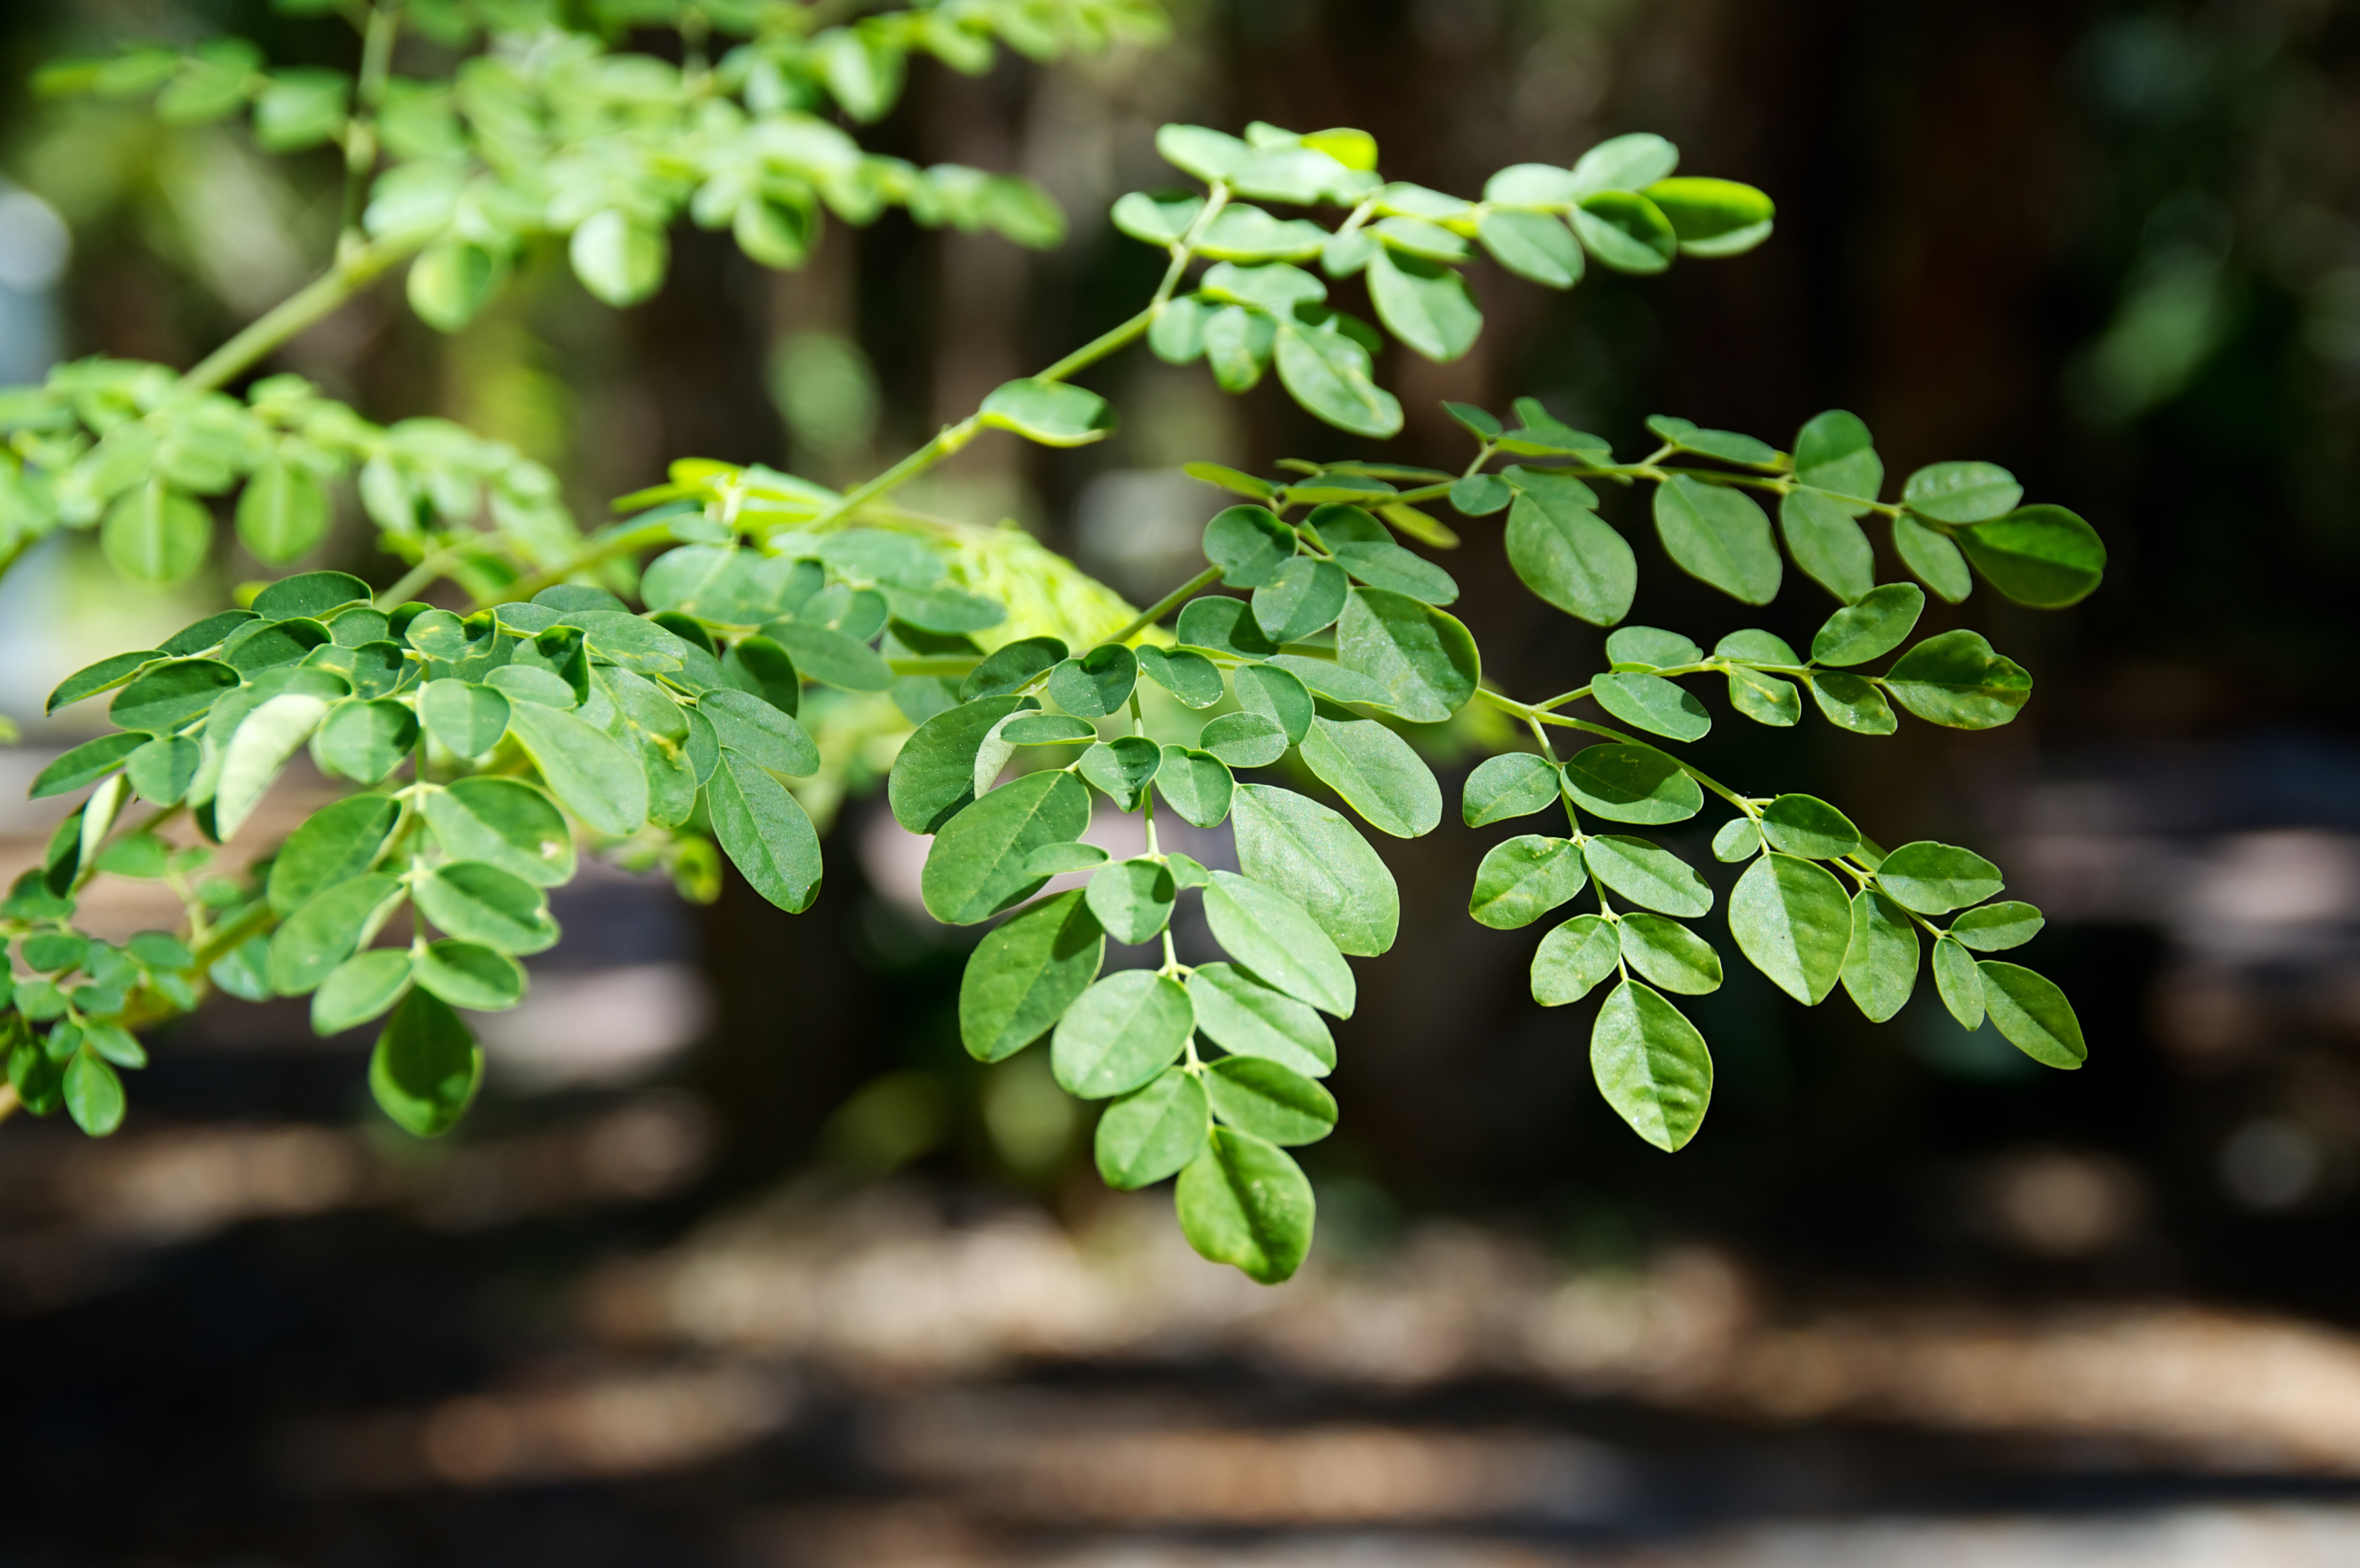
(8, 0, 2360, 1562)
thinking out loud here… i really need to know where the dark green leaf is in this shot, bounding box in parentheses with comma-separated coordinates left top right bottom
(1366, 248, 1481, 361)
(415, 861, 557, 954)
(1077, 735, 1162, 810)
(1252, 557, 1350, 644)
(1559, 744, 1703, 825)
(1469, 835, 1587, 929)
(1297, 716, 1440, 838)
(1884, 630, 2032, 729)
(1903, 460, 2021, 524)
(1778, 490, 1877, 605)
(1451, 474, 1513, 516)
(369, 988, 481, 1136)
(1760, 794, 1862, 859)
(1232, 664, 1314, 744)
(1273, 319, 1402, 438)
(1893, 515, 1972, 604)
(1024, 841, 1109, 875)
(1205, 1056, 1335, 1145)
(1203, 505, 1297, 588)
(1725, 666, 1802, 727)
(1653, 475, 1781, 605)
(1175, 1126, 1315, 1285)
(1793, 410, 1883, 502)
(1204, 870, 1354, 1017)
(1876, 841, 2004, 914)
(315, 698, 417, 784)
(1085, 858, 1178, 945)
(313, 949, 413, 1035)
(766, 621, 892, 692)
(1463, 752, 1559, 826)
(1645, 415, 1780, 468)
(505, 702, 647, 836)
(960, 890, 1105, 1062)
(1155, 746, 1235, 828)
(65, 1052, 126, 1136)
(723, 635, 801, 714)
(1572, 190, 1676, 273)
(1810, 582, 1925, 667)
(415, 939, 526, 1011)
(1840, 889, 1919, 1023)
(48, 650, 158, 714)
(124, 734, 200, 805)
(1977, 961, 2087, 1068)
(269, 794, 397, 916)
(1505, 486, 1634, 626)
(29, 733, 146, 799)
(1335, 589, 1479, 722)
(1095, 1068, 1209, 1190)
(418, 678, 509, 759)
(921, 770, 1091, 924)
(1200, 712, 1289, 769)
(1952, 900, 2045, 951)
(1477, 208, 1582, 288)
(1591, 980, 1711, 1150)
(268, 874, 402, 995)
(110, 659, 240, 735)
(1933, 935, 1984, 1030)
(1957, 505, 2106, 608)
(703, 688, 819, 776)
(1134, 645, 1224, 708)
(891, 694, 1033, 833)
(254, 571, 370, 620)
(1807, 672, 1897, 734)
(1175, 595, 1277, 659)
(1728, 853, 1852, 1003)
(1605, 626, 1703, 669)
(707, 750, 824, 914)
(1187, 963, 1335, 1078)
(1051, 969, 1192, 1098)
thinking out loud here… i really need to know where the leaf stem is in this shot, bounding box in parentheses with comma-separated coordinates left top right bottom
(180, 233, 425, 394)
(337, 2, 401, 253)
(1106, 565, 1220, 646)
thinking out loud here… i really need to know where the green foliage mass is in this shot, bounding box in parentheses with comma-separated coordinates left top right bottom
(0, 0, 2097, 1283)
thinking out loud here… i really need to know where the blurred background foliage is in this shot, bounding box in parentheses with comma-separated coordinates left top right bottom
(9, 0, 2360, 1556)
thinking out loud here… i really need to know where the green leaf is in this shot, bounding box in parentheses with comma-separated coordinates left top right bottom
(1182, 460, 1275, 500)
(1052, 969, 1194, 1098)
(415, 675, 507, 760)
(702, 688, 819, 776)
(269, 794, 397, 916)
(1203, 870, 1354, 1017)
(1469, 835, 1588, 930)
(268, 874, 402, 995)
(1229, 784, 1397, 957)
(369, 988, 482, 1137)
(1197, 206, 1329, 263)
(1591, 980, 1711, 1151)
(1077, 735, 1162, 810)
(921, 770, 1091, 924)
(216, 691, 331, 839)
(891, 694, 1033, 834)
(1095, 1068, 1210, 1190)
(1113, 190, 1204, 244)
(1134, 645, 1224, 708)
(423, 777, 574, 887)
(1155, 746, 1235, 828)
(1605, 626, 1703, 669)
(1810, 582, 1925, 666)
(1531, 914, 1621, 1006)
(1713, 817, 1765, 863)
(1643, 176, 1774, 255)
(958, 638, 1065, 703)
(313, 949, 412, 1036)
(1202, 303, 1274, 391)
(1957, 505, 2107, 608)
(1085, 858, 1178, 945)
(1205, 1056, 1335, 1145)
(1175, 596, 1277, 659)
(236, 460, 330, 564)
(1252, 557, 1349, 644)
(1618, 913, 1723, 994)
(1452, 474, 1514, 516)
(1590, 672, 1711, 743)
(1265, 654, 1394, 708)
(569, 209, 667, 306)
(1794, 409, 1884, 503)
(83, 1021, 149, 1070)
(1200, 712, 1289, 769)
(1933, 935, 1984, 1030)
(707, 750, 824, 914)
(1584, 835, 1711, 918)
(1653, 475, 1781, 605)
(1001, 714, 1098, 745)
(1977, 961, 2087, 1068)
(161, 610, 257, 657)
(417, 938, 526, 1011)
(766, 622, 892, 692)
(1025, 841, 1108, 875)
(1273, 319, 1403, 438)
(1232, 664, 1315, 744)
(48, 650, 160, 716)
(29, 733, 146, 799)
(1807, 672, 1897, 734)
(101, 482, 209, 587)
(254, 572, 370, 620)
(978, 378, 1117, 446)
(1895, 516, 1975, 606)
(1298, 716, 1440, 838)
(1176, 1127, 1315, 1284)
(1187, 963, 1335, 1078)
(1903, 460, 2022, 523)
(1725, 666, 1801, 727)
(407, 239, 505, 333)
(1559, 743, 1703, 826)
(1884, 630, 2032, 729)
(1335, 589, 1479, 722)
(1477, 209, 1583, 288)
(505, 701, 647, 837)
(1778, 491, 1877, 605)
(65, 1052, 126, 1137)
(1570, 132, 1680, 195)
(415, 861, 557, 954)
(1646, 415, 1781, 468)
(1505, 486, 1635, 626)
(1728, 852, 1851, 1003)
(1840, 889, 1919, 1023)
(315, 699, 417, 784)
(1952, 900, 2045, 952)
(1203, 505, 1297, 588)
(1328, 540, 1457, 605)
(1877, 841, 2003, 915)
(1572, 191, 1677, 273)
(125, 734, 200, 804)
(110, 659, 240, 734)
(1202, 259, 1327, 313)
(960, 890, 1104, 1062)
(1760, 794, 1862, 859)
(1464, 752, 1560, 826)
(1367, 248, 1482, 361)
